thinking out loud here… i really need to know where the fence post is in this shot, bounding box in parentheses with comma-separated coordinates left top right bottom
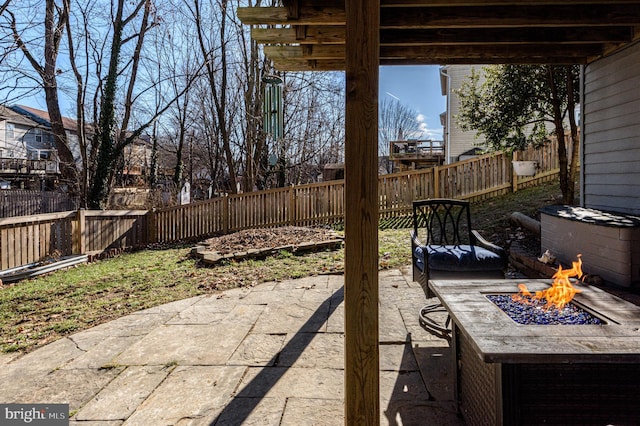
(147, 208, 157, 244)
(76, 208, 86, 255)
(433, 166, 440, 198)
(223, 195, 229, 234)
(289, 185, 296, 226)
(512, 151, 519, 193)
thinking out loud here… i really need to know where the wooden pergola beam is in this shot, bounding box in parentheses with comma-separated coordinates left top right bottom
(235, 3, 640, 425)
(380, 27, 634, 45)
(236, 6, 346, 25)
(251, 26, 345, 44)
(239, 4, 640, 27)
(380, 5, 640, 28)
(253, 26, 633, 46)
(264, 43, 603, 62)
(380, 0, 640, 5)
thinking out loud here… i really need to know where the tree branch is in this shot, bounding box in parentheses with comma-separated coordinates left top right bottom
(8, 10, 44, 77)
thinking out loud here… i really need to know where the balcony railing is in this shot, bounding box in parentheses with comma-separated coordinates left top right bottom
(0, 158, 60, 175)
(389, 140, 445, 159)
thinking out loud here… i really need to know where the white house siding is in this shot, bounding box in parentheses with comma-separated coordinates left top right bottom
(583, 41, 640, 215)
(0, 107, 39, 158)
(441, 65, 487, 163)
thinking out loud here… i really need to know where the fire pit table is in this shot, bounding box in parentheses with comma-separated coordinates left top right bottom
(429, 279, 640, 426)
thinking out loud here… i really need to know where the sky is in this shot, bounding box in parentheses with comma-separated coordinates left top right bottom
(379, 65, 446, 141)
(13, 64, 447, 141)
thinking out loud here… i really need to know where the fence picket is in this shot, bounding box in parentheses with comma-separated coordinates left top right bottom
(0, 140, 571, 270)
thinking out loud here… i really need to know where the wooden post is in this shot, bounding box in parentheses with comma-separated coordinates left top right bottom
(223, 195, 229, 234)
(146, 208, 156, 244)
(344, 0, 379, 423)
(289, 185, 296, 226)
(512, 151, 519, 193)
(76, 208, 86, 255)
(433, 165, 440, 198)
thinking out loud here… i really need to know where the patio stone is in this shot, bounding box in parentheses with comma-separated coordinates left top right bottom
(278, 332, 344, 369)
(63, 335, 143, 370)
(210, 397, 286, 425)
(75, 366, 169, 421)
(112, 320, 255, 366)
(326, 274, 344, 290)
(227, 333, 287, 366)
(251, 300, 330, 334)
(0, 338, 88, 399)
(0, 270, 473, 425)
(382, 400, 463, 426)
(379, 305, 410, 343)
(166, 296, 239, 325)
(237, 366, 344, 400)
(274, 275, 328, 290)
(280, 398, 344, 425)
(326, 304, 345, 333)
(134, 296, 203, 315)
(379, 370, 429, 403)
(8, 337, 85, 372)
(0, 351, 19, 366)
(11, 367, 123, 412)
(81, 311, 174, 337)
(122, 365, 245, 425)
(412, 344, 455, 401)
(300, 287, 337, 303)
(379, 342, 419, 372)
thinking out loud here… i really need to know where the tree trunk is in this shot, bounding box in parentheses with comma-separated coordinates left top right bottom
(43, 0, 76, 191)
(566, 66, 580, 205)
(87, 0, 126, 208)
(547, 66, 572, 205)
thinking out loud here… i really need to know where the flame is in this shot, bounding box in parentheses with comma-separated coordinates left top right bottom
(512, 255, 584, 309)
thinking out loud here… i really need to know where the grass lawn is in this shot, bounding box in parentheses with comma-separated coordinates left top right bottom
(0, 179, 563, 354)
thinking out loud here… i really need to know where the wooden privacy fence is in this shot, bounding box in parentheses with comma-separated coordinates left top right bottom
(0, 210, 150, 270)
(1, 138, 569, 271)
(0, 190, 79, 218)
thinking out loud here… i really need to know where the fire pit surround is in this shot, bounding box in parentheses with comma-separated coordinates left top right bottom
(429, 279, 640, 426)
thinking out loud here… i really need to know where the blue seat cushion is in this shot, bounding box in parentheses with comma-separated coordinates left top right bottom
(414, 245, 504, 273)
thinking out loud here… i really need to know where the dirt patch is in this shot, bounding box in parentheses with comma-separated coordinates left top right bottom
(198, 226, 342, 255)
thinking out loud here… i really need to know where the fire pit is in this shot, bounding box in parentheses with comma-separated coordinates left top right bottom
(429, 278, 640, 426)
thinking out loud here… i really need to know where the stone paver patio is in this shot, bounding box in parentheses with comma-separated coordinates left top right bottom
(0, 268, 463, 425)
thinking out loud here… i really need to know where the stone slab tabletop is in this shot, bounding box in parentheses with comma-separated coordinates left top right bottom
(429, 279, 640, 364)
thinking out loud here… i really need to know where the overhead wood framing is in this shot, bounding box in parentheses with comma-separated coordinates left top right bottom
(238, 0, 640, 71)
(237, 2, 640, 425)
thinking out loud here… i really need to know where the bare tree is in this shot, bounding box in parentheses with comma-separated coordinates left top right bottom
(281, 72, 345, 184)
(188, 0, 240, 193)
(87, 0, 204, 208)
(6, 0, 77, 188)
(378, 97, 421, 173)
(234, 0, 270, 192)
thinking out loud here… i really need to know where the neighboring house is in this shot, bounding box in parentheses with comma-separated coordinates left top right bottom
(439, 65, 560, 165)
(120, 134, 153, 187)
(11, 104, 84, 167)
(439, 65, 488, 164)
(12, 105, 154, 189)
(0, 105, 60, 190)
